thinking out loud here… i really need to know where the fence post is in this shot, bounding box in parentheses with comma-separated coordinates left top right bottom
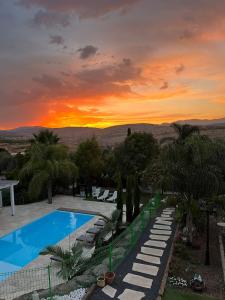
(109, 243, 113, 272)
(47, 265, 52, 299)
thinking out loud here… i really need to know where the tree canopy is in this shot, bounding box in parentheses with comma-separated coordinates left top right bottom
(115, 132, 158, 177)
(31, 129, 60, 145)
(20, 143, 77, 203)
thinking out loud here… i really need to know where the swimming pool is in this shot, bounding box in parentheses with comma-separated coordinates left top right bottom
(0, 210, 94, 275)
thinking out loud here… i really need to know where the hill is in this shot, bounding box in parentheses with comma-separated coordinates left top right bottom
(0, 118, 225, 153)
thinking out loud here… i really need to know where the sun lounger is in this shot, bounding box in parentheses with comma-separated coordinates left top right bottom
(76, 234, 95, 245)
(97, 190, 109, 201)
(86, 226, 102, 235)
(50, 256, 63, 263)
(92, 187, 101, 198)
(106, 191, 117, 203)
(94, 219, 106, 227)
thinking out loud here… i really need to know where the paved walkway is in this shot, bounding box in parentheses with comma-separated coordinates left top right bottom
(91, 207, 176, 300)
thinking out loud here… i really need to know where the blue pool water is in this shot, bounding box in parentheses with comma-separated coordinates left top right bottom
(0, 210, 94, 275)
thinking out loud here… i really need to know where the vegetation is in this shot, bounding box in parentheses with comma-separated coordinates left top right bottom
(116, 172, 123, 221)
(20, 143, 77, 204)
(115, 132, 158, 177)
(31, 129, 60, 145)
(163, 288, 217, 300)
(161, 135, 222, 244)
(72, 136, 103, 198)
(126, 175, 133, 223)
(133, 173, 140, 218)
(40, 242, 89, 280)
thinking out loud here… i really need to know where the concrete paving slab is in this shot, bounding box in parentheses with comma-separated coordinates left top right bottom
(150, 229, 171, 235)
(144, 239, 167, 248)
(153, 224, 171, 230)
(141, 246, 164, 257)
(136, 253, 161, 265)
(102, 285, 117, 298)
(162, 211, 172, 215)
(132, 262, 159, 276)
(164, 208, 175, 212)
(156, 220, 172, 225)
(123, 273, 153, 289)
(118, 289, 145, 300)
(161, 214, 173, 218)
(149, 234, 170, 241)
(156, 216, 173, 221)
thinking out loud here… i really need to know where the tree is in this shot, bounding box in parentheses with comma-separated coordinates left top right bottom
(40, 242, 89, 280)
(115, 132, 158, 177)
(171, 123, 199, 142)
(20, 143, 77, 204)
(160, 123, 199, 145)
(133, 173, 140, 218)
(0, 149, 12, 174)
(161, 135, 221, 244)
(96, 209, 121, 246)
(126, 175, 133, 223)
(31, 129, 59, 145)
(116, 172, 123, 221)
(127, 128, 131, 136)
(73, 137, 103, 198)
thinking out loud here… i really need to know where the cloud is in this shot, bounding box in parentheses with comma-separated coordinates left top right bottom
(49, 35, 65, 45)
(30, 58, 142, 102)
(32, 74, 63, 89)
(18, 0, 141, 19)
(32, 10, 70, 27)
(160, 81, 168, 90)
(77, 45, 98, 59)
(175, 64, 185, 74)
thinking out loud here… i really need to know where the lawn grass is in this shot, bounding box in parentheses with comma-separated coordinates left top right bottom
(163, 288, 218, 300)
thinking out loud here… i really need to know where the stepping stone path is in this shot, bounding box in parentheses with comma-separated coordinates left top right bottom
(98, 207, 175, 299)
(102, 285, 117, 298)
(118, 289, 145, 300)
(136, 253, 161, 265)
(150, 229, 172, 235)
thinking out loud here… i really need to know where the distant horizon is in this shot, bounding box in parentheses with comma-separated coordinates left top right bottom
(1, 116, 225, 131)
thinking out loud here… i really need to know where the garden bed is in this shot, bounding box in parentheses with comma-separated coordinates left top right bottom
(167, 217, 224, 299)
(163, 287, 218, 300)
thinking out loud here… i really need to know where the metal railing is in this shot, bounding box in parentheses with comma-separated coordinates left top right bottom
(0, 195, 161, 300)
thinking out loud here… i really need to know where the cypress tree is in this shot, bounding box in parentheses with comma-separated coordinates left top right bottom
(127, 128, 131, 136)
(126, 175, 133, 223)
(133, 173, 140, 219)
(116, 172, 123, 222)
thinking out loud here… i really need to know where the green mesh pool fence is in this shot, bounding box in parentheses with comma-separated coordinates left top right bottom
(0, 195, 161, 299)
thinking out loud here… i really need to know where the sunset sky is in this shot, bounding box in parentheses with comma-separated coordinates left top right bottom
(1, 0, 225, 129)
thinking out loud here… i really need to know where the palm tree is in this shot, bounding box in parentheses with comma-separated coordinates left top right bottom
(160, 123, 199, 145)
(171, 123, 200, 142)
(40, 242, 89, 280)
(31, 129, 59, 145)
(161, 135, 221, 244)
(96, 209, 121, 246)
(20, 143, 78, 204)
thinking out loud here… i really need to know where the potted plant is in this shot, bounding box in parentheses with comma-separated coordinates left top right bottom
(97, 275, 105, 288)
(105, 271, 115, 285)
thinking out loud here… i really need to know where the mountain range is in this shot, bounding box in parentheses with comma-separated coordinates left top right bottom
(0, 117, 225, 152)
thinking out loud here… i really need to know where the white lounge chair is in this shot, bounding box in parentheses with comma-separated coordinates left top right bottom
(106, 191, 117, 203)
(92, 187, 101, 198)
(97, 190, 109, 201)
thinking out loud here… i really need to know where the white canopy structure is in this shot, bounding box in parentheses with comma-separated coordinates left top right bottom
(0, 180, 19, 216)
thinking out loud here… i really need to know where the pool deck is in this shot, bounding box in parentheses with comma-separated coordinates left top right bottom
(0, 195, 116, 299)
